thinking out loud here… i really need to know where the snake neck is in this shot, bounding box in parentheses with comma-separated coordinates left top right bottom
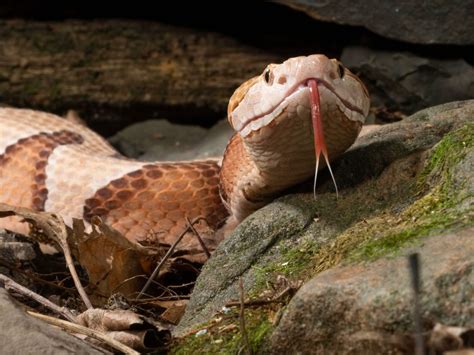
(219, 134, 268, 223)
(219, 110, 317, 223)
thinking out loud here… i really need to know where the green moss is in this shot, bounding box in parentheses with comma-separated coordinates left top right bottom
(252, 124, 473, 283)
(252, 238, 319, 292)
(172, 309, 273, 354)
(419, 123, 473, 187)
(332, 124, 473, 264)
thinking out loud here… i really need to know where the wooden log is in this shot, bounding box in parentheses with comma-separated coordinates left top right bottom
(0, 19, 281, 133)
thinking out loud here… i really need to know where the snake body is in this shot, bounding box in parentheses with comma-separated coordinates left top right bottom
(0, 55, 369, 261)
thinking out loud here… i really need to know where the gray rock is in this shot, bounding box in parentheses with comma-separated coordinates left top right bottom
(108, 119, 233, 161)
(268, 228, 474, 354)
(326, 100, 474, 190)
(0, 229, 39, 263)
(276, 0, 474, 45)
(0, 289, 104, 354)
(175, 194, 316, 335)
(341, 46, 474, 116)
(176, 100, 474, 337)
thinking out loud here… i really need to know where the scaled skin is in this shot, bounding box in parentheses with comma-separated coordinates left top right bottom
(0, 55, 369, 261)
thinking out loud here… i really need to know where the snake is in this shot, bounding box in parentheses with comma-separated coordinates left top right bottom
(0, 55, 370, 263)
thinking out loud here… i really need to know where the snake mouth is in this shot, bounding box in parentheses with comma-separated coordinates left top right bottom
(237, 78, 365, 137)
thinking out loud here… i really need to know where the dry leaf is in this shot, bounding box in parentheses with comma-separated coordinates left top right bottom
(154, 300, 188, 325)
(107, 330, 165, 352)
(428, 323, 474, 353)
(74, 217, 157, 301)
(77, 308, 150, 331)
(77, 308, 170, 351)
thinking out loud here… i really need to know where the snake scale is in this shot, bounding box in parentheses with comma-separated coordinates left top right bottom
(0, 55, 370, 262)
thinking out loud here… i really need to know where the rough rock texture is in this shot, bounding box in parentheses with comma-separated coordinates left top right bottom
(0, 229, 38, 263)
(341, 46, 474, 116)
(269, 228, 474, 354)
(109, 119, 233, 161)
(175, 195, 316, 334)
(277, 0, 474, 45)
(0, 289, 104, 354)
(175, 100, 474, 337)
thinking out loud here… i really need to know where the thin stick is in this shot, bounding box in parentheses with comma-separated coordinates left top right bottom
(226, 285, 292, 308)
(137, 217, 209, 299)
(137, 224, 190, 299)
(62, 239, 93, 310)
(239, 277, 252, 355)
(0, 204, 93, 309)
(185, 216, 211, 259)
(27, 311, 139, 355)
(0, 259, 76, 294)
(408, 253, 424, 355)
(0, 273, 77, 322)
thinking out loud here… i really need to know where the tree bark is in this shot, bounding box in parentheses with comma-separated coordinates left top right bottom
(0, 19, 281, 133)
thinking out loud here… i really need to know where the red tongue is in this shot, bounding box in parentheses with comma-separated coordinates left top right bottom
(308, 79, 339, 197)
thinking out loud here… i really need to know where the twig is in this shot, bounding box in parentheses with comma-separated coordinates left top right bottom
(239, 277, 252, 355)
(133, 295, 190, 303)
(137, 217, 208, 299)
(408, 253, 425, 355)
(0, 273, 77, 322)
(0, 259, 77, 294)
(137, 224, 190, 299)
(27, 311, 139, 355)
(168, 281, 196, 289)
(62, 237, 93, 310)
(0, 204, 93, 309)
(226, 285, 292, 308)
(227, 298, 281, 308)
(185, 216, 211, 259)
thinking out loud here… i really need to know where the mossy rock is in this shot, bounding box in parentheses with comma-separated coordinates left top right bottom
(173, 100, 474, 352)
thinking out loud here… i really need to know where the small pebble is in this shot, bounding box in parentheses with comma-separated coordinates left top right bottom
(195, 329, 208, 337)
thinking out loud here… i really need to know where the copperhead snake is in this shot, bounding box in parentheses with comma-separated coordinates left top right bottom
(0, 55, 370, 263)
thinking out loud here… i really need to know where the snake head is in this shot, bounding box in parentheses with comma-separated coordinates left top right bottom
(227, 54, 370, 138)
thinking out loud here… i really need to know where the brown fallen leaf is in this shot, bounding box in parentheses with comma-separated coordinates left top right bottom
(107, 330, 165, 352)
(77, 308, 150, 332)
(73, 217, 157, 301)
(428, 323, 474, 354)
(77, 308, 170, 351)
(154, 299, 188, 325)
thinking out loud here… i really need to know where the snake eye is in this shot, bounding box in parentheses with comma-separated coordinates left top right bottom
(263, 68, 272, 84)
(337, 63, 345, 79)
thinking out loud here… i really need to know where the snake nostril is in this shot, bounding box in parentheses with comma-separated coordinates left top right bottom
(277, 75, 287, 85)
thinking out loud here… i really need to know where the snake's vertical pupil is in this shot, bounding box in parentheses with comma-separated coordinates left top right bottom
(337, 64, 345, 79)
(264, 69, 271, 83)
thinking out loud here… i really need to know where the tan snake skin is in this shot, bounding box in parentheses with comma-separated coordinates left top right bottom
(0, 55, 370, 262)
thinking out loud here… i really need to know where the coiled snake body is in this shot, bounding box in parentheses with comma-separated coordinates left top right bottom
(0, 55, 370, 262)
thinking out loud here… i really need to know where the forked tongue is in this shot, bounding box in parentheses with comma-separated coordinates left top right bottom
(308, 79, 339, 198)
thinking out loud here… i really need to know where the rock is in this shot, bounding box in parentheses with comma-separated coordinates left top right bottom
(341, 46, 474, 116)
(175, 100, 474, 341)
(109, 119, 233, 161)
(0, 289, 104, 354)
(326, 100, 474, 190)
(175, 194, 316, 334)
(0, 229, 39, 263)
(276, 0, 474, 45)
(268, 228, 474, 354)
